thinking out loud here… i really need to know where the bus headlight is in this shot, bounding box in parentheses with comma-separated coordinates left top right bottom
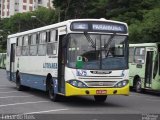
(67, 80, 88, 88)
(114, 80, 129, 88)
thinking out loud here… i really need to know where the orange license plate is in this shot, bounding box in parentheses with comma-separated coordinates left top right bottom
(96, 90, 107, 94)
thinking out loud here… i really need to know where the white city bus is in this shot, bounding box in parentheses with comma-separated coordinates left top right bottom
(6, 19, 129, 102)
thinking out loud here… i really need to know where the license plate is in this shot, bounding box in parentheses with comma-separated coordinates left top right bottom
(96, 90, 107, 94)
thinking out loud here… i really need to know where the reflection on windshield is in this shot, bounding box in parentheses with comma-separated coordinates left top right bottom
(67, 33, 127, 70)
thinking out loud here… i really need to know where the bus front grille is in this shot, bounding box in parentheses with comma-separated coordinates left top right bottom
(85, 81, 117, 87)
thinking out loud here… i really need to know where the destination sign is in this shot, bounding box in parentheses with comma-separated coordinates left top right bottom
(70, 21, 127, 33)
(72, 23, 88, 30)
(92, 24, 125, 32)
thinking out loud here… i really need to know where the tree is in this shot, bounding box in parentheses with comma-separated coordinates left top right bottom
(0, 7, 56, 51)
(53, 0, 108, 21)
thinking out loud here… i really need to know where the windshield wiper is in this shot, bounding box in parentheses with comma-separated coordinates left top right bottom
(104, 33, 115, 48)
(84, 32, 96, 48)
(104, 33, 116, 57)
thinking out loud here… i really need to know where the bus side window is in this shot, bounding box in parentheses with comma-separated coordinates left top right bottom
(7, 39, 10, 56)
(38, 31, 47, 56)
(22, 35, 29, 56)
(16, 37, 22, 56)
(29, 33, 37, 56)
(47, 42, 57, 55)
(129, 47, 134, 63)
(47, 30, 57, 55)
(50, 30, 56, 42)
(134, 47, 145, 64)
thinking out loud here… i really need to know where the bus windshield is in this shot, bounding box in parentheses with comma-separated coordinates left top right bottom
(67, 33, 128, 70)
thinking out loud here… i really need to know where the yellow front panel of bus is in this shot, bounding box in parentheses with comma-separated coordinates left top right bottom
(65, 83, 129, 96)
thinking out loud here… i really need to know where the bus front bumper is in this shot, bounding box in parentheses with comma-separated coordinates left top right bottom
(65, 83, 129, 96)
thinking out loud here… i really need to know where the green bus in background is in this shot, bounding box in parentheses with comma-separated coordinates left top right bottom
(129, 43, 160, 92)
(0, 53, 6, 69)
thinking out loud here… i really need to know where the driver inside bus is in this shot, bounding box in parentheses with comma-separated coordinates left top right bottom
(82, 56, 88, 62)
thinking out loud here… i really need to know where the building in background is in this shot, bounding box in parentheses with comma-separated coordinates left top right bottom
(0, 0, 53, 18)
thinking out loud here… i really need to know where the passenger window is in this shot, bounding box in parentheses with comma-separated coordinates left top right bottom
(23, 36, 28, 46)
(39, 32, 47, 44)
(129, 47, 134, 63)
(29, 34, 37, 56)
(7, 39, 10, 56)
(16, 37, 23, 56)
(30, 34, 37, 45)
(18, 36, 23, 46)
(47, 42, 57, 55)
(47, 30, 57, 55)
(22, 36, 29, 56)
(38, 32, 46, 56)
(50, 30, 56, 42)
(134, 47, 145, 64)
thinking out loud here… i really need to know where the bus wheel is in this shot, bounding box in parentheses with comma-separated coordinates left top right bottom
(48, 80, 59, 102)
(16, 73, 24, 91)
(94, 95, 107, 103)
(135, 80, 142, 93)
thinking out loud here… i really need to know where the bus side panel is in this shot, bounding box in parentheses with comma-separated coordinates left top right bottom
(16, 56, 45, 91)
(129, 64, 145, 86)
(16, 54, 58, 91)
(20, 73, 46, 91)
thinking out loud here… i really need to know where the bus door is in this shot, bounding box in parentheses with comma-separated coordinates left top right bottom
(58, 35, 66, 94)
(145, 51, 154, 88)
(10, 43, 16, 81)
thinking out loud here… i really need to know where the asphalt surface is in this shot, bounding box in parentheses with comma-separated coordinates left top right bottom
(0, 69, 160, 120)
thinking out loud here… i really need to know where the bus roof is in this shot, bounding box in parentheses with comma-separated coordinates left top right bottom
(8, 18, 128, 39)
(129, 43, 160, 47)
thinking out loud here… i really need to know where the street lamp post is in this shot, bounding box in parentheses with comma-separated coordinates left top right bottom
(31, 16, 46, 26)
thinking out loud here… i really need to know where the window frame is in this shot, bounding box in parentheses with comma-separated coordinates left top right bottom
(38, 31, 47, 56)
(129, 47, 135, 63)
(46, 29, 58, 55)
(29, 33, 38, 56)
(21, 35, 29, 56)
(134, 47, 146, 64)
(16, 36, 23, 56)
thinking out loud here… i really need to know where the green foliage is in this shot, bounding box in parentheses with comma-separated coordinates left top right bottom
(53, 0, 108, 20)
(105, 0, 160, 43)
(129, 5, 160, 43)
(0, 7, 56, 51)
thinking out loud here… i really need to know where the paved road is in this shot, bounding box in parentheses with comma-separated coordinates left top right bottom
(0, 69, 160, 120)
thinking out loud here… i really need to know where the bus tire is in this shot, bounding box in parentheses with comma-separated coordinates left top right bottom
(135, 80, 142, 93)
(94, 95, 107, 103)
(16, 73, 24, 91)
(48, 79, 59, 102)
